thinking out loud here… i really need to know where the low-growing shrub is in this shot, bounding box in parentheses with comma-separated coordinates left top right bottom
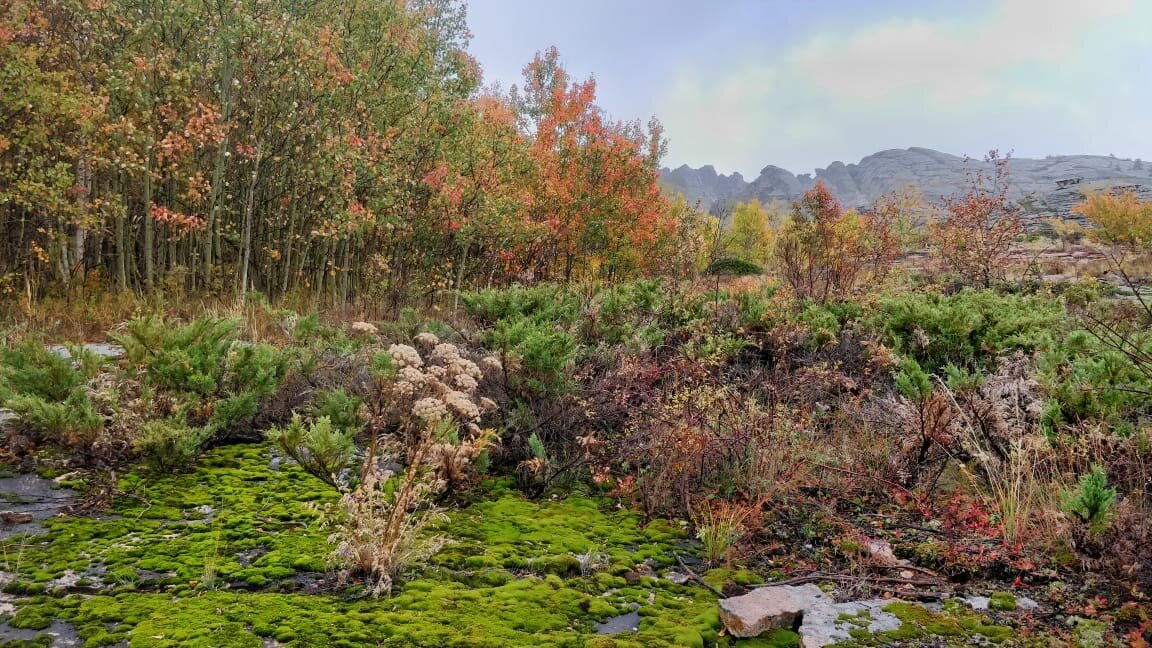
(134, 418, 211, 473)
(269, 415, 356, 488)
(875, 289, 1065, 372)
(1063, 465, 1117, 537)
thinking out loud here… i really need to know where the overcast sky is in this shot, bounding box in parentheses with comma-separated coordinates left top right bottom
(466, 0, 1152, 177)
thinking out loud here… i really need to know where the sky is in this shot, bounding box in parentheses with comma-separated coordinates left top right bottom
(466, 0, 1152, 178)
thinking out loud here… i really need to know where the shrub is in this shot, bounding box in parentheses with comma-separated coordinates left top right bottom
(1039, 329, 1152, 425)
(0, 341, 104, 449)
(929, 152, 1023, 288)
(462, 284, 578, 328)
(319, 421, 457, 597)
(775, 182, 898, 304)
(269, 415, 356, 488)
(134, 418, 210, 473)
(113, 316, 238, 395)
(310, 389, 365, 435)
(4, 391, 102, 447)
(1062, 465, 1117, 537)
(704, 257, 763, 277)
(113, 316, 289, 437)
(0, 340, 93, 402)
(875, 290, 1064, 372)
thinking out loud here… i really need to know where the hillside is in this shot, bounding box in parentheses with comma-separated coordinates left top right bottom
(662, 148, 1152, 221)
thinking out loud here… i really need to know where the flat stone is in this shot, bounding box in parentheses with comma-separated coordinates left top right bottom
(719, 584, 831, 638)
(799, 599, 903, 647)
(664, 571, 690, 585)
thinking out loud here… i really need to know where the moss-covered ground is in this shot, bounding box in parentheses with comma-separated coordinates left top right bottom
(0, 444, 796, 647)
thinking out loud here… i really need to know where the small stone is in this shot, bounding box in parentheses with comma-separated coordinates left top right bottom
(719, 584, 831, 638)
(0, 511, 34, 524)
(664, 571, 689, 585)
(1016, 597, 1039, 611)
(964, 595, 991, 610)
(865, 538, 901, 567)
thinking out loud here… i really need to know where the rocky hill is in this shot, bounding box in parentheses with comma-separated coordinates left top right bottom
(662, 148, 1152, 225)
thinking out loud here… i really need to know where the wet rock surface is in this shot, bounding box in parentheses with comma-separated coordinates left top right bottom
(0, 472, 77, 539)
(594, 611, 640, 635)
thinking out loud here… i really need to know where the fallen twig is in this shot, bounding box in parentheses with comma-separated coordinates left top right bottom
(753, 571, 944, 590)
(672, 551, 723, 598)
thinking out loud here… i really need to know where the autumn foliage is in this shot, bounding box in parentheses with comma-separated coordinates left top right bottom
(775, 182, 899, 303)
(0, 2, 675, 305)
(929, 152, 1024, 288)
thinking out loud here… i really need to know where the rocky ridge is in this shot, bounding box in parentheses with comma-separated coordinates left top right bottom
(662, 148, 1152, 225)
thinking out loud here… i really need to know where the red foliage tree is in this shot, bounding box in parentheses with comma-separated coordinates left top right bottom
(929, 151, 1023, 288)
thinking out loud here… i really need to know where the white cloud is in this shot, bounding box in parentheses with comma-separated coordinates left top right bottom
(659, 0, 1152, 176)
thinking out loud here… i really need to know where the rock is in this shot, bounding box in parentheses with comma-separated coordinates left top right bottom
(350, 321, 378, 336)
(663, 571, 689, 585)
(718, 584, 831, 638)
(594, 611, 640, 635)
(0, 511, 34, 524)
(799, 599, 903, 648)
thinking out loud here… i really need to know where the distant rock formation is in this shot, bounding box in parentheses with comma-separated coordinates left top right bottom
(661, 148, 1152, 226)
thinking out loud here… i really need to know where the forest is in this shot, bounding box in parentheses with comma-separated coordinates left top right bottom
(2, 1, 1152, 647)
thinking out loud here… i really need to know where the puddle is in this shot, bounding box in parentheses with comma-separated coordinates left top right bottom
(594, 611, 640, 635)
(0, 473, 77, 540)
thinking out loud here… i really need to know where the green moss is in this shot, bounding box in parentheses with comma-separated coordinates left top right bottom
(1, 442, 728, 647)
(988, 592, 1017, 611)
(733, 630, 800, 646)
(873, 602, 1014, 645)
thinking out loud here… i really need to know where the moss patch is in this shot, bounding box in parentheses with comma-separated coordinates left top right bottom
(0, 443, 746, 646)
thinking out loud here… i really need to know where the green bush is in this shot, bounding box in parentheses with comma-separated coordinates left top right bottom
(310, 389, 365, 435)
(463, 284, 578, 328)
(704, 257, 763, 276)
(114, 316, 238, 395)
(465, 286, 579, 396)
(487, 319, 576, 396)
(4, 391, 102, 446)
(268, 414, 356, 488)
(113, 316, 289, 432)
(894, 357, 933, 402)
(0, 339, 94, 402)
(1062, 465, 1117, 536)
(1040, 329, 1152, 426)
(0, 340, 104, 447)
(134, 418, 211, 473)
(874, 289, 1065, 372)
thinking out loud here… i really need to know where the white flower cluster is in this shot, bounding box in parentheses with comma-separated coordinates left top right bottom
(390, 338, 498, 426)
(412, 397, 448, 422)
(388, 344, 423, 369)
(443, 390, 480, 421)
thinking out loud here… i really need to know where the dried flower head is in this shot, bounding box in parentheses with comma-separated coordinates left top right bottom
(414, 332, 440, 348)
(412, 397, 448, 422)
(388, 344, 423, 369)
